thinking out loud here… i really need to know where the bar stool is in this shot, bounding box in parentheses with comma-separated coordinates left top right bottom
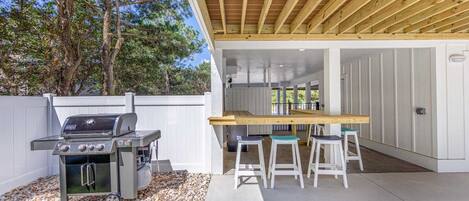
(307, 135, 348, 188)
(342, 127, 364, 171)
(234, 136, 268, 189)
(268, 135, 304, 189)
(307, 124, 325, 146)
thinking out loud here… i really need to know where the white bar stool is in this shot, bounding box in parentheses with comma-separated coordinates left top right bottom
(307, 135, 348, 188)
(268, 135, 304, 189)
(234, 136, 268, 189)
(342, 127, 364, 171)
(307, 124, 325, 146)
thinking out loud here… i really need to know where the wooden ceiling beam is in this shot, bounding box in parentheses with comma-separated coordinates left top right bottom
(258, 0, 273, 34)
(371, 0, 441, 33)
(404, 1, 469, 33)
(387, 0, 469, 33)
(452, 23, 469, 32)
(213, 33, 469, 40)
(436, 16, 469, 32)
(219, 0, 226, 34)
(355, 0, 420, 33)
(240, 0, 248, 34)
(322, 0, 372, 33)
(338, 0, 396, 34)
(274, 0, 300, 34)
(290, 0, 322, 33)
(420, 10, 469, 32)
(306, 0, 348, 34)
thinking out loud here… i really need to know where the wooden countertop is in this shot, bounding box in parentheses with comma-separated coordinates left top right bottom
(208, 110, 369, 125)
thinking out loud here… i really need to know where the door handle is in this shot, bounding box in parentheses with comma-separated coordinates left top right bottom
(87, 163, 96, 186)
(80, 163, 88, 186)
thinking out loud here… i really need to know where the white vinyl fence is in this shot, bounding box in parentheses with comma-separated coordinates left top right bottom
(0, 97, 48, 195)
(0, 93, 212, 195)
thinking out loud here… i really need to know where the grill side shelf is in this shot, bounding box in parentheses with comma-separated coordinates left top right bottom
(31, 135, 62, 150)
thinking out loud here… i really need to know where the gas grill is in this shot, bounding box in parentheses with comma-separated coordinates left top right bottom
(31, 113, 160, 201)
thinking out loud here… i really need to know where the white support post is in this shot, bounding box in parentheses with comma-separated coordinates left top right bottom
(324, 48, 342, 135)
(305, 82, 312, 109)
(211, 49, 224, 174)
(282, 85, 287, 115)
(43, 93, 56, 175)
(125, 92, 135, 113)
(293, 85, 298, 109)
(276, 88, 281, 114)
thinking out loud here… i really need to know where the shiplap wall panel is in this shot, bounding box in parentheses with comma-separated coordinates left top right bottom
(413, 48, 433, 156)
(225, 87, 272, 134)
(396, 49, 413, 151)
(370, 55, 382, 142)
(0, 97, 48, 195)
(342, 48, 434, 159)
(446, 45, 466, 159)
(383, 50, 396, 146)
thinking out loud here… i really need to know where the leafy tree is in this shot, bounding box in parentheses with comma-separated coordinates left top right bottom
(0, 0, 209, 96)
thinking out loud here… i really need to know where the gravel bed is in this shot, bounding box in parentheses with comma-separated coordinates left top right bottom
(0, 170, 210, 201)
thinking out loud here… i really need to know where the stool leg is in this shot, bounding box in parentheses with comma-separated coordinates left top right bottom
(344, 133, 349, 163)
(234, 143, 242, 189)
(270, 142, 278, 189)
(307, 124, 312, 147)
(292, 144, 298, 180)
(258, 143, 268, 188)
(307, 139, 316, 178)
(338, 143, 348, 189)
(313, 141, 320, 188)
(294, 143, 304, 188)
(354, 133, 364, 171)
(268, 140, 274, 179)
(333, 145, 338, 179)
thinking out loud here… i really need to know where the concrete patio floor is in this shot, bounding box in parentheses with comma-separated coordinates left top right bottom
(206, 172, 469, 201)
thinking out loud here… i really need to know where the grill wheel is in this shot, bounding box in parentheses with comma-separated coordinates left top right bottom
(105, 193, 121, 201)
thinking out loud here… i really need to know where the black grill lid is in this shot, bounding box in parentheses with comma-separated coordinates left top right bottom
(62, 114, 120, 134)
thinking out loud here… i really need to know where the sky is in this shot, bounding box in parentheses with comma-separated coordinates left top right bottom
(183, 12, 211, 67)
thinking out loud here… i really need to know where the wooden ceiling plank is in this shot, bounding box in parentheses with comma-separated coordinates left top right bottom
(307, 0, 348, 34)
(219, 0, 227, 34)
(214, 33, 469, 40)
(338, 0, 396, 34)
(290, 0, 322, 33)
(420, 10, 469, 32)
(274, 0, 300, 34)
(387, 0, 469, 33)
(436, 16, 469, 32)
(452, 23, 469, 32)
(355, 0, 421, 33)
(258, 0, 273, 34)
(371, 0, 441, 33)
(322, 0, 372, 33)
(241, 0, 248, 34)
(404, 1, 469, 33)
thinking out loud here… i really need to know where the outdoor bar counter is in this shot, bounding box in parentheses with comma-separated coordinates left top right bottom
(208, 110, 369, 125)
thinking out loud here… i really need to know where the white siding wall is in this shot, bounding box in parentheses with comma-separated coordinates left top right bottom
(225, 87, 272, 134)
(342, 48, 436, 170)
(0, 97, 48, 194)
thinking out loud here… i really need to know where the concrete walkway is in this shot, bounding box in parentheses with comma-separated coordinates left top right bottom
(206, 172, 469, 201)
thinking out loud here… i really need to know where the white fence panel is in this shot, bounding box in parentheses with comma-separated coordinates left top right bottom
(134, 96, 208, 172)
(0, 97, 48, 195)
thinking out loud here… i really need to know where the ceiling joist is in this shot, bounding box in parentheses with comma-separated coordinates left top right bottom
(339, 0, 396, 34)
(218, 0, 226, 34)
(386, 0, 469, 33)
(452, 23, 469, 32)
(274, 0, 300, 34)
(436, 16, 469, 32)
(371, 0, 442, 33)
(257, 0, 273, 34)
(290, 0, 322, 33)
(420, 9, 469, 32)
(240, 0, 248, 34)
(322, 0, 372, 33)
(307, 0, 347, 34)
(214, 33, 469, 40)
(355, 0, 421, 33)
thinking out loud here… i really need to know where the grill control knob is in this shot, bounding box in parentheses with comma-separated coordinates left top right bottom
(59, 145, 70, 152)
(78, 144, 87, 152)
(96, 144, 105, 151)
(88, 145, 95, 151)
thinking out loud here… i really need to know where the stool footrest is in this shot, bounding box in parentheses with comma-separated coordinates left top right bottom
(238, 164, 262, 169)
(313, 170, 345, 175)
(271, 170, 301, 176)
(237, 171, 265, 176)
